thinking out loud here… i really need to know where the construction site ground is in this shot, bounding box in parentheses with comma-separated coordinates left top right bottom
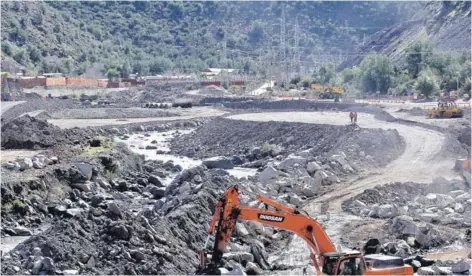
(0, 88, 470, 275)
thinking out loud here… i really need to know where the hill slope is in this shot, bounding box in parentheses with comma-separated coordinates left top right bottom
(1, 1, 419, 75)
(339, 1, 471, 70)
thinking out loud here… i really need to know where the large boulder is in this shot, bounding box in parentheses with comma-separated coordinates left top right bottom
(223, 252, 254, 263)
(278, 155, 307, 171)
(306, 161, 322, 174)
(259, 165, 279, 184)
(435, 194, 455, 208)
(452, 259, 471, 274)
(377, 204, 398, 218)
(389, 215, 417, 236)
(415, 224, 441, 248)
(203, 156, 234, 169)
(17, 158, 33, 171)
(328, 154, 353, 172)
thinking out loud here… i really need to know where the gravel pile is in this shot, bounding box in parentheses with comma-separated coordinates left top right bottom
(197, 85, 231, 97)
(397, 107, 428, 116)
(342, 180, 471, 249)
(1, 115, 93, 150)
(49, 108, 179, 119)
(171, 118, 404, 168)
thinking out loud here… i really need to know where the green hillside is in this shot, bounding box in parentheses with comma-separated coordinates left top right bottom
(1, 1, 419, 77)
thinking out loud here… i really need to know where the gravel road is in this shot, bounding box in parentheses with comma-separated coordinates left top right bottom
(228, 111, 455, 212)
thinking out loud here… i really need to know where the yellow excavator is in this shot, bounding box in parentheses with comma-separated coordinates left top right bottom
(427, 101, 463, 118)
(311, 84, 343, 101)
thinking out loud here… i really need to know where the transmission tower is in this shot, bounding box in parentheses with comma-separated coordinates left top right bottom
(279, 4, 286, 88)
(294, 16, 300, 75)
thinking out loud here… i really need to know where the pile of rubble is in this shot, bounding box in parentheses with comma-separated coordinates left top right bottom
(3, 155, 59, 171)
(1, 115, 93, 149)
(171, 118, 404, 168)
(344, 179, 471, 229)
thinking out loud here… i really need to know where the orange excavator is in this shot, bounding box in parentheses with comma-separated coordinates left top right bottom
(198, 185, 413, 275)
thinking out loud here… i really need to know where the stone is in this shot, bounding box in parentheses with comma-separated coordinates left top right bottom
(245, 262, 263, 275)
(301, 184, 316, 197)
(415, 225, 440, 248)
(452, 259, 471, 274)
(71, 183, 91, 192)
(223, 252, 254, 263)
(153, 198, 166, 211)
(193, 175, 202, 183)
(13, 226, 32, 236)
(454, 203, 465, 213)
(456, 193, 471, 202)
(32, 258, 44, 274)
(377, 204, 398, 218)
(203, 156, 234, 169)
(17, 158, 33, 170)
(108, 202, 121, 216)
(63, 269, 79, 275)
(296, 149, 313, 158)
(32, 160, 44, 169)
(432, 266, 452, 275)
(417, 267, 436, 275)
(306, 161, 322, 174)
(148, 175, 164, 187)
(426, 193, 437, 201)
(419, 213, 440, 223)
(289, 194, 302, 206)
(150, 187, 166, 199)
(89, 138, 101, 147)
(73, 163, 93, 180)
(449, 190, 467, 198)
(444, 207, 455, 214)
(96, 178, 111, 189)
(435, 194, 455, 208)
(90, 194, 105, 207)
(65, 208, 83, 217)
(235, 223, 249, 237)
(278, 155, 307, 171)
(145, 145, 157, 150)
(389, 215, 417, 236)
(109, 224, 131, 240)
(130, 250, 145, 261)
(86, 256, 95, 268)
(259, 165, 279, 184)
(50, 156, 59, 164)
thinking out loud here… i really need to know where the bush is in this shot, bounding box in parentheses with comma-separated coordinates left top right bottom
(106, 68, 120, 81)
(1, 42, 13, 56)
(360, 55, 394, 94)
(415, 69, 439, 98)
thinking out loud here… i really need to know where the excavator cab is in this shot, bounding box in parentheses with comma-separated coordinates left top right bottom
(322, 252, 365, 275)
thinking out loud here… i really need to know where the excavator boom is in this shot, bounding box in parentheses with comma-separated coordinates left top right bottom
(199, 185, 413, 275)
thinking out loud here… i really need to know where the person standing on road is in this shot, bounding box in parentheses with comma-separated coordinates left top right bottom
(349, 112, 354, 123)
(354, 112, 358, 123)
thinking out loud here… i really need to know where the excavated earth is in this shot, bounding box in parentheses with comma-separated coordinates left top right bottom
(1, 97, 470, 275)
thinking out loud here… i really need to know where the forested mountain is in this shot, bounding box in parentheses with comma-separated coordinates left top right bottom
(1, 1, 419, 76)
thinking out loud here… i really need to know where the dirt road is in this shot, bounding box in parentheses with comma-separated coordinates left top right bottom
(228, 111, 455, 212)
(48, 107, 227, 129)
(229, 110, 458, 269)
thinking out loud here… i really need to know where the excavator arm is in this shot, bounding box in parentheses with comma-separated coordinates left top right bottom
(201, 185, 336, 274)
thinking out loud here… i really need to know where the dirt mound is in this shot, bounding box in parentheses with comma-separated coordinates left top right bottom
(171, 118, 405, 168)
(197, 85, 231, 96)
(397, 107, 428, 116)
(1, 115, 90, 149)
